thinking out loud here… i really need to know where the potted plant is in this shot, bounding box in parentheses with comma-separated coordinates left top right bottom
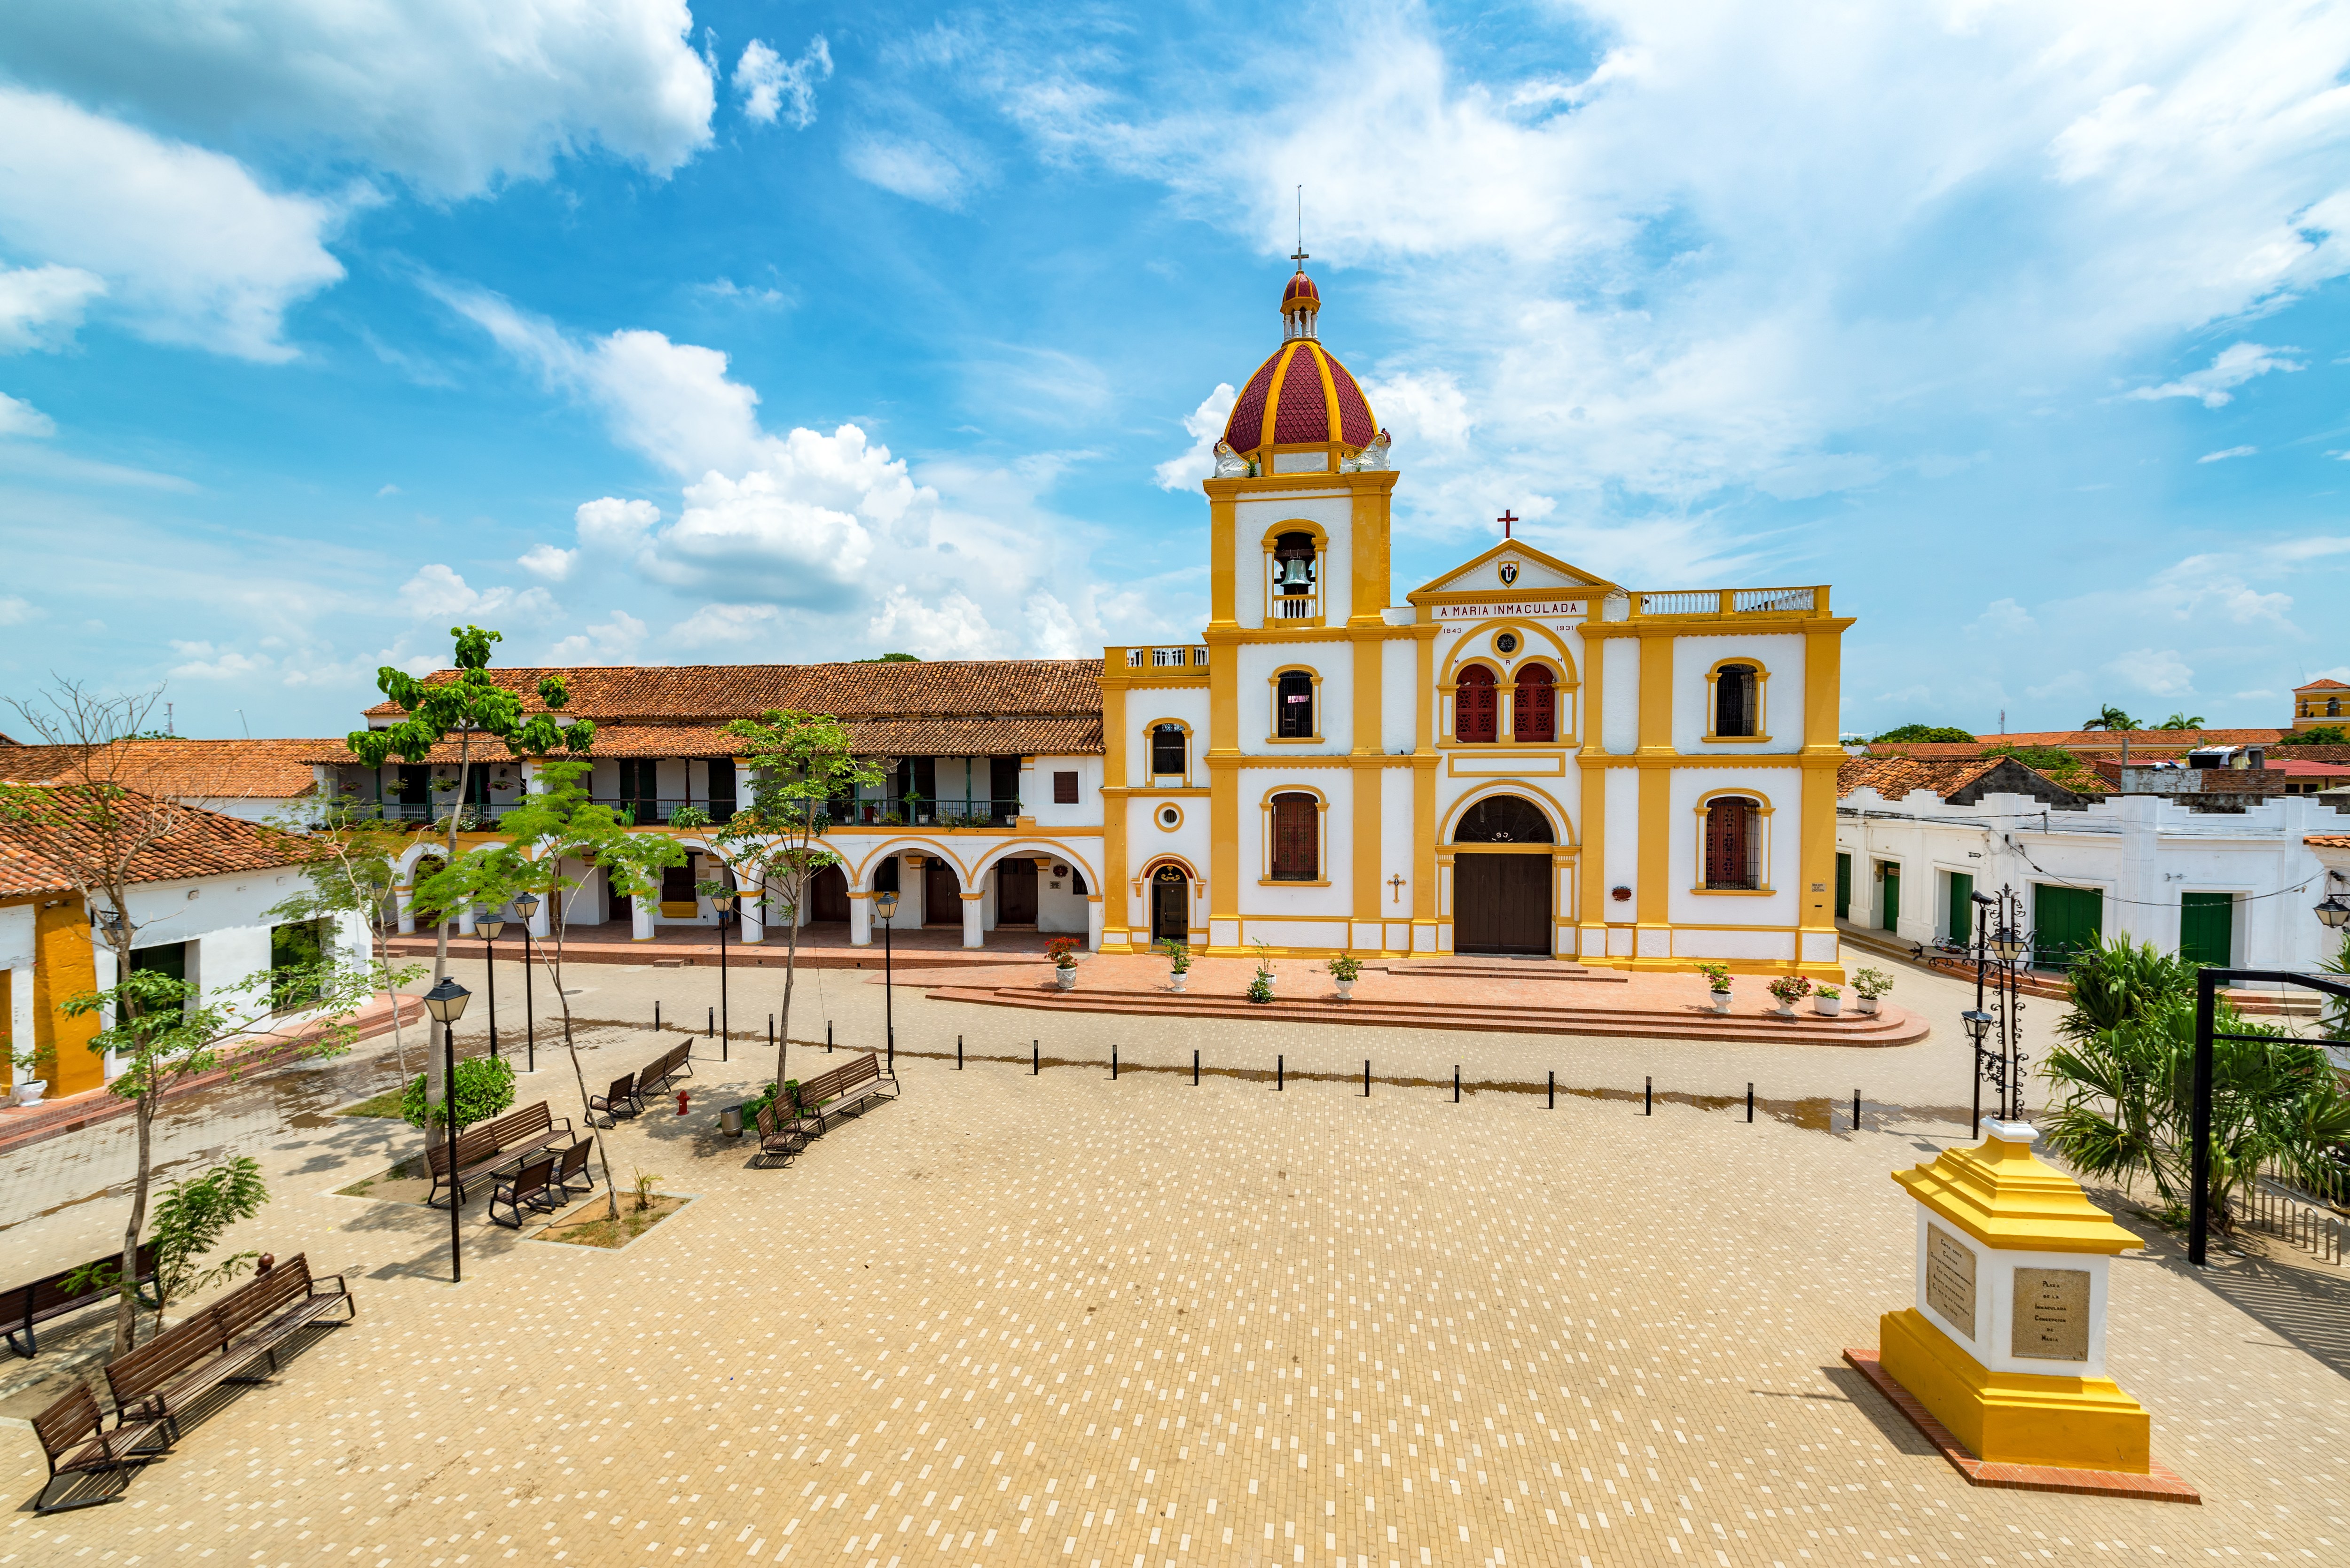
(1047, 937, 1081, 991)
(1696, 963, 1734, 1014)
(1246, 944, 1276, 1005)
(1252, 938, 1277, 988)
(1326, 954, 1363, 1001)
(1813, 983, 1842, 1017)
(1764, 974, 1811, 1018)
(1851, 967, 1893, 1015)
(1160, 939, 1191, 993)
(8, 1038, 48, 1106)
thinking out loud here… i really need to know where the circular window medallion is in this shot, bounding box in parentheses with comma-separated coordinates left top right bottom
(1053, 863, 1072, 878)
(1495, 632, 1520, 655)
(1156, 804, 1183, 831)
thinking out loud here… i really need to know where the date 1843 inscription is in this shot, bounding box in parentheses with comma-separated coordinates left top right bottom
(2012, 1268, 2092, 1361)
(1924, 1225, 1976, 1341)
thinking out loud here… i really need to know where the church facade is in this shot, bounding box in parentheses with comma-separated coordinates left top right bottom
(1097, 266, 1853, 976)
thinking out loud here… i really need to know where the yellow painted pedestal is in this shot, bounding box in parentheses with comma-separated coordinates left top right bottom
(1879, 1307, 2151, 1473)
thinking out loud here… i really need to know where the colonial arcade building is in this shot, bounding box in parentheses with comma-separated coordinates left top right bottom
(321, 268, 1852, 979)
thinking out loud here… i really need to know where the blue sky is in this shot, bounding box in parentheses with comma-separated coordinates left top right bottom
(4, 0, 2350, 741)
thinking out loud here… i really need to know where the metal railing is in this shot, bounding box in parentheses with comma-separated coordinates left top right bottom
(1124, 646, 1210, 668)
(1635, 585, 1822, 616)
(836, 795, 1022, 828)
(2231, 1157, 2348, 1265)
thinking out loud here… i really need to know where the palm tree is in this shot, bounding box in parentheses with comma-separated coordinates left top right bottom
(2156, 713, 2205, 730)
(2081, 704, 2138, 732)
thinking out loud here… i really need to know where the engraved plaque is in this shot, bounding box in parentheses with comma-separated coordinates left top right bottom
(2012, 1268, 2092, 1361)
(1924, 1225, 1976, 1341)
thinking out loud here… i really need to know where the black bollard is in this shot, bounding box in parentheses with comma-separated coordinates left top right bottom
(826, 1021, 833, 1053)
(1192, 1049, 1199, 1086)
(1277, 1055, 1284, 1092)
(1112, 1044, 1119, 1081)
(1645, 1075, 1653, 1115)
(1033, 1039, 1040, 1076)
(1852, 1090, 1861, 1133)
(654, 1000, 661, 1033)
(957, 1033, 964, 1070)
(1747, 1083, 1754, 1123)
(1364, 1060, 1371, 1098)
(1548, 1069, 1554, 1110)
(1453, 1066, 1460, 1103)
(768, 1014, 774, 1055)
(707, 1006, 714, 1039)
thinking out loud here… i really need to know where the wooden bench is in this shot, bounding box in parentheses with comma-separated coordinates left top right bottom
(754, 1105, 807, 1168)
(588, 1072, 642, 1126)
(103, 1255, 354, 1442)
(6, 1242, 161, 1358)
(30, 1382, 171, 1513)
(490, 1156, 560, 1229)
(422, 1100, 576, 1207)
(791, 1051, 898, 1135)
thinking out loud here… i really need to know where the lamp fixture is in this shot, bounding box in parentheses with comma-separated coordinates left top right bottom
(476, 910, 507, 942)
(422, 975, 472, 1024)
(875, 889, 900, 920)
(1991, 925, 2024, 963)
(513, 890, 541, 919)
(1960, 1008, 1992, 1046)
(709, 887, 738, 910)
(2317, 893, 2350, 930)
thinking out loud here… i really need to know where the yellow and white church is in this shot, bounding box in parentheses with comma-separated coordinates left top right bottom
(325, 266, 1852, 979)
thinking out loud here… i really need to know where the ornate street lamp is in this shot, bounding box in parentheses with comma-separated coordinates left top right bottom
(476, 908, 506, 1061)
(2316, 876, 2350, 930)
(421, 975, 471, 1283)
(709, 883, 738, 1062)
(514, 891, 541, 1073)
(875, 887, 900, 1070)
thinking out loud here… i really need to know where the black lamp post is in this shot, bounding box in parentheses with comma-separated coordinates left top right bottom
(514, 890, 540, 1074)
(476, 909, 506, 1061)
(709, 884, 737, 1061)
(2317, 874, 2350, 932)
(875, 886, 899, 1070)
(1963, 884, 2031, 1127)
(422, 975, 471, 1282)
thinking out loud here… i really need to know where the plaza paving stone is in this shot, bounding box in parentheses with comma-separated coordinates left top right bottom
(2, 957, 2344, 1566)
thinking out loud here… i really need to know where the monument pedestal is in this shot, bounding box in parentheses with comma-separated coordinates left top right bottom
(1859, 1119, 2196, 1500)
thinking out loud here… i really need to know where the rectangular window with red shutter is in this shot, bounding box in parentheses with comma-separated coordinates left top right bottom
(1269, 793, 1318, 880)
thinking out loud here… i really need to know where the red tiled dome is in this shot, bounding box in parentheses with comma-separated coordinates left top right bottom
(1221, 271, 1378, 457)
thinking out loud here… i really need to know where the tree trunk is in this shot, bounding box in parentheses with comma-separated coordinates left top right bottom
(777, 858, 803, 1096)
(115, 1091, 152, 1356)
(424, 731, 470, 1102)
(545, 902, 619, 1220)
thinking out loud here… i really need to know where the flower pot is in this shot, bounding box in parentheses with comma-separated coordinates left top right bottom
(1814, 996, 1842, 1016)
(1169, 971, 1188, 993)
(1771, 1002, 1796, 1019)
(1856, 996, 1880, 1015)
(1335, 978, 1355, 1001)
(1708, 991, 1733, 1014)
(1054, 967, 1077, 991)
(11, 1079, 47, 1106)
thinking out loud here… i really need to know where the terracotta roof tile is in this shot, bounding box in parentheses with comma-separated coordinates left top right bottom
(0, 740, 326, 800)
(2306, 834, 2350, 849)
(0, 785, 317, 898)
(308, 713, 1104, 766)
(2296, 678, 2350, 691)
(359, 660, 1103, 724)
(1838, 755, 2090, 804)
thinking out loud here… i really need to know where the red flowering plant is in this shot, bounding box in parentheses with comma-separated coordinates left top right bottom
(1046, 937, 1081, 969)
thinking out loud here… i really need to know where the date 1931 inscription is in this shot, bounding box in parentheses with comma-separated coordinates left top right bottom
(2012, 1268, 2092, 1361)
(1924, 1225, 1975, 1341)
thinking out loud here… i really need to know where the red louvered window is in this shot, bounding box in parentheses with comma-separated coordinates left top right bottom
(1704, 797, 1760, 890)
(1514, 665, 1555, 743)
(1456, 666, 1498, 743)
(1270, 793, 1319, 881)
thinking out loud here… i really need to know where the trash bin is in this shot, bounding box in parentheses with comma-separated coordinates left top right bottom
(718, 1104, 746, 1138)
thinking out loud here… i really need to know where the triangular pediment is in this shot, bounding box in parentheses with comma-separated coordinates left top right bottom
(1406, 541, 1620, 603)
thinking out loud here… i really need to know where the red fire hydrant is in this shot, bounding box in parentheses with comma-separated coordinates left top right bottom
(677, 1089, 690, 1117)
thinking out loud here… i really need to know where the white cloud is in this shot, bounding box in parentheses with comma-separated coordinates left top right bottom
(574, 496, 663, 554)
(0, 595, 34, 624)
(845, 134, 983, 208)
(2197, 445, 2257, 462)
(668, 602, 783, 649)
(1361, 369, 1472, 452)
(0, 391, 55, 438)
(1968, 598, 2038, 638)
(548, 609, 648, 663)
(0, 87, 345, 361)
(866, 588, 1003, 658)
(0, 0, 714, 201)
(518, 542, 578, 581)
(396, 563, 556, 623)
(375, 482, 401, 497)
(735, 36, 833, 129)
(0, 263, 105, 353)
(2105, 648, 2195, 697)
(1152, 383, 1236, 491)
(649, 426, 906, 600)
(166, 640, 271, 680)
(2129, 343, 2304, 407)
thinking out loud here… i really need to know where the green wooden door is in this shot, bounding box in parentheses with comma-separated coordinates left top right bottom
(2033, 884, 2103, 968)
(2179, 892, 2235, 967)
(1835, 853, 1851, 920)
(1947, 872, 1974, 948)
(1879, 862, 1901, 932)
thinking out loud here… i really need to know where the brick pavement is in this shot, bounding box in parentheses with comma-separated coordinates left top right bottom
(2, 957, 2344, 1566)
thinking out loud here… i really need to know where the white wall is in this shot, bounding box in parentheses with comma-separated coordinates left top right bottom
(1235, 639, 1350, 754)
(1671, 632, 1805, 754)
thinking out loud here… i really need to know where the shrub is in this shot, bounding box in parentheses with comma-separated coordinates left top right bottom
(1246, 976, 1274, 1005)
(1765, 975, 1812, 1002)
(1814, 984, 1841, 999)
(1851, 967, 1895, 1000)
(2060, 935, 2199, 1041)
(400, 1055, 517, 1131)
(1158, 939, 1191, 973)
(1870, 724, 1976, 744)
(1695, 962, 1732, 992)
(1046, 937, 1081, 968)
(1326, 955, 1363, 982)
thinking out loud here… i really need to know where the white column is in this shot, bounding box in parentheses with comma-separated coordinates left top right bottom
(528, 898, 552, 940)
(962, 891, 985, 949)
(395, 885, 416, 936)
(456, 905, 476, 936)
(631, 899, 655, 941)
(850, 891, 874, 947)
(1087, 896, 1105, 952)
(739, 877, 766, 944)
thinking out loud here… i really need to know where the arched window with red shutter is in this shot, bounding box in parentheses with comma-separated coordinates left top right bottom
(1703, 796, 1761, 890)
(1456, 665, 1498, 743)
(1514, 664, 1556, 743)
(1269, 793, 1319, 880)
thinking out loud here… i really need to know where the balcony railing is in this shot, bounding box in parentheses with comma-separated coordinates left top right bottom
(837, 794, 1023, 828)
(330, 794, 1028, 831)
(1124, 646, 1210, 668)
(1635, 585, 1822, 617)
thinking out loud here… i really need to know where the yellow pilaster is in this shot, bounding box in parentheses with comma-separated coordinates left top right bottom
(1348, 484, 1391, 628)
(1101, 678, 1131, 950)
(37, 899, 104, 1097)
(1797, 620, 1845, 977)
(1577, 636, 1609, 955)
(1412, 627, 1438, 944)
(1633, 633, 1674, 964)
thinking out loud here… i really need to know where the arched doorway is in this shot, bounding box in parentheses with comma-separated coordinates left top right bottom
(1451, 794, 1555, 956)
(1150, 865, 1190, 945)
(808, 863, 850, 923)
(996, 856, 1038, 926)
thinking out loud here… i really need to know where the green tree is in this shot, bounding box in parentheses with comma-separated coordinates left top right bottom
(2277, 725, 2350, 746)
(344, 624, 591, 1106)
(432, 757, 682, 1221)
(1980, 741, 2098, 787)
(2081, 705, 2139, 732)
(714, 709, 885, 1095)
(264, 810, 427, 1079)
(399, 1054, 516, 1130)
(2058, 934, 2201, 1040)
(147, 1156, 270, 1313)
(1868, 723, 1977, 744)
(2154, 713, 2205, 730)
(2318, 930, 2350, 1042)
